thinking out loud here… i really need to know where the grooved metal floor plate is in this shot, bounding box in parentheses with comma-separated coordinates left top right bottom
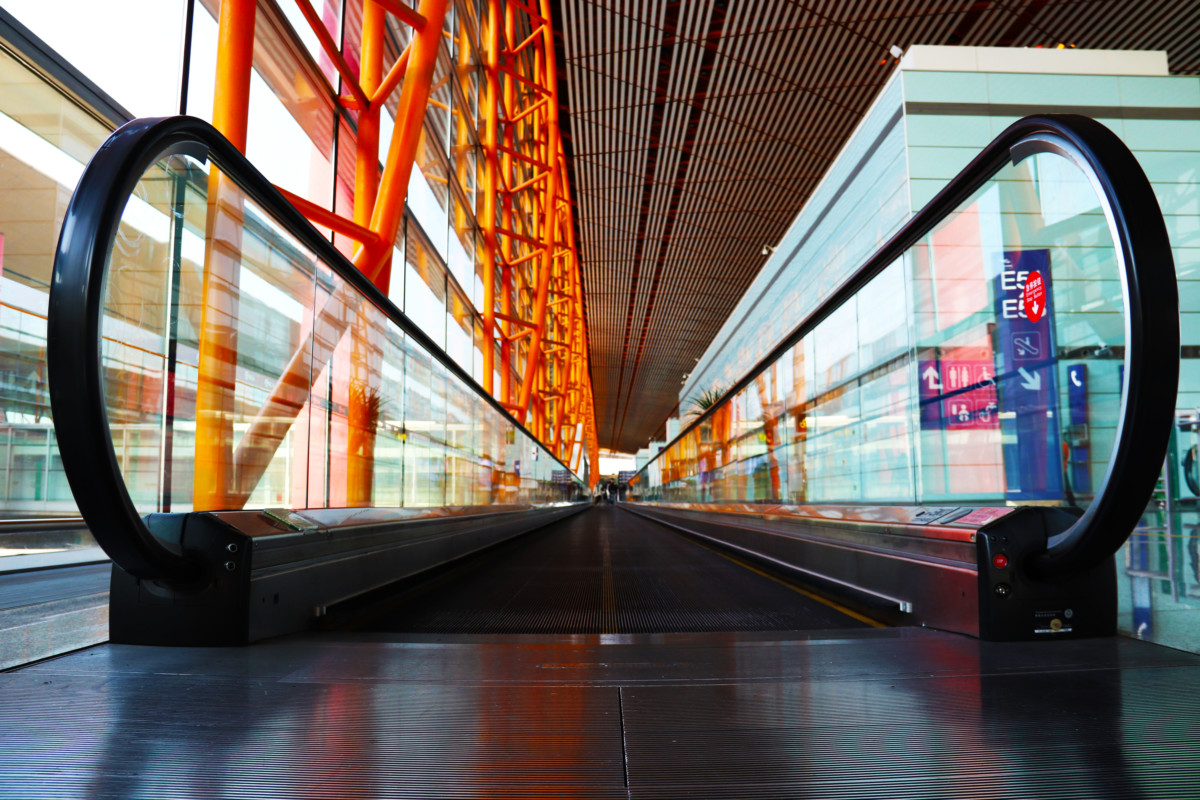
(4, 629, 1200, 798)
(359, 506, 864, 634)
(620, 669, 1200, 799)
(5, 510, 1200, 797)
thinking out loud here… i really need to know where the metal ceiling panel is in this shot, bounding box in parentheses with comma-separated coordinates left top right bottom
(555, 0, 1200, 452)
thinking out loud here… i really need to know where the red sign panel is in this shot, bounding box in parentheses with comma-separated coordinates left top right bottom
(1022, 270, 1046, 323)
(918, 359, 999, 430)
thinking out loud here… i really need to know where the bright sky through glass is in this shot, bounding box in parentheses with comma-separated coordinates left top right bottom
(7, 0, 187, 117)
(599, 455, 635, 476)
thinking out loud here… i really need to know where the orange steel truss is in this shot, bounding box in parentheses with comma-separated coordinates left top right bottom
(481, 0, 597, 478)
(196, 0, 596, 509)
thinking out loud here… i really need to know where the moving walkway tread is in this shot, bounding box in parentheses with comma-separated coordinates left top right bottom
(356, 505, 866, 634)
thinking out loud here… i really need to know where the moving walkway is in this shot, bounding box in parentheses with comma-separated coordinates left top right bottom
(43, 112, 1178, 647)
(1, 106, 1193, 800)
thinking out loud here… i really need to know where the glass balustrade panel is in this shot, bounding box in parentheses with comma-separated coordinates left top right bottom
(101, 152, 583, 515)
(637, 144, 1125, 510)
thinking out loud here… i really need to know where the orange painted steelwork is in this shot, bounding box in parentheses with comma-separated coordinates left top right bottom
(358, 0, 449, 291)
(200, 0, 596, 506)
(201, 0, 448, 508)
(481, 0, 500, 398)
(480, 0, 598, 483)
(287, 0, 449, 291)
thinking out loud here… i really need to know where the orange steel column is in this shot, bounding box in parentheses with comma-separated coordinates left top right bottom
(555, 266, 571, 456)
(481, 0, 501, 396)
(347, 0, 388, 507)
(497, 0, 516, 410)
(355, 0, 386, 237)
(570, 251, 583, 461)
(212, 0, 255, 148)
(193, 0, 256, 510)
(754, 372, 783, 500)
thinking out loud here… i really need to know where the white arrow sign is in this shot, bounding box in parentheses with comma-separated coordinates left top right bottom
(1029, 299, 1040, 317)
(922, 365, 941, 391)
(1018, 367, 1041, 391)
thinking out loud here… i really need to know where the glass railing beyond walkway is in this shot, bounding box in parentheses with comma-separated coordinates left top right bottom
(630, 115, 1179, 579)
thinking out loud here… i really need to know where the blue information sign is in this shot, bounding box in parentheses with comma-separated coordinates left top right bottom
(994, 250, 1063, 500)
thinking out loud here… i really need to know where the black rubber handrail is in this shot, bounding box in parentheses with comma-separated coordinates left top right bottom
(633, 114, 1179, 577)
(48, 115, 582, 582)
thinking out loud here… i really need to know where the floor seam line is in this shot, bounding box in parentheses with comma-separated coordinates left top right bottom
(618, 685, 631, 795)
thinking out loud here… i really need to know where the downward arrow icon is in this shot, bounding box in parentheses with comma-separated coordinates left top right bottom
(1018, 367, 1041, 391)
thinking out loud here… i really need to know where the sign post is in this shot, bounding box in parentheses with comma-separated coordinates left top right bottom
(1066, 364, 1090, 494)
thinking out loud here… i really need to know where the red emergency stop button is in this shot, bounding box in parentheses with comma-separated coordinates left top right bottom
(993, 553, 1008, 569)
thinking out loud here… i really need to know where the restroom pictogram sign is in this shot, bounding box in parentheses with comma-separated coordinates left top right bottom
(1022, 270, 1046, 323)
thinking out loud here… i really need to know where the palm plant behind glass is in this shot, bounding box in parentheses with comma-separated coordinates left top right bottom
(686, 386, 726, 419)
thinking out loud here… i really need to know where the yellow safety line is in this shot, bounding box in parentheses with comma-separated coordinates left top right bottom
(686, 536, 886, 628)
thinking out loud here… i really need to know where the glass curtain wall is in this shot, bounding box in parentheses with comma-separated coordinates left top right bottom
(635, 146, 1127, 512)
(0, 41, 117, 529)
(0, 0, 570, 566)
(101, 151, 576, 513)
(185, 0, 495, 384)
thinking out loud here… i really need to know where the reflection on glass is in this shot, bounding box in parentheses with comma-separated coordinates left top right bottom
(99, 152, 581, 515)
(0, 47, 113, 531)
(639, 146, 1125, 511)
(0, 0, 582, 569)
